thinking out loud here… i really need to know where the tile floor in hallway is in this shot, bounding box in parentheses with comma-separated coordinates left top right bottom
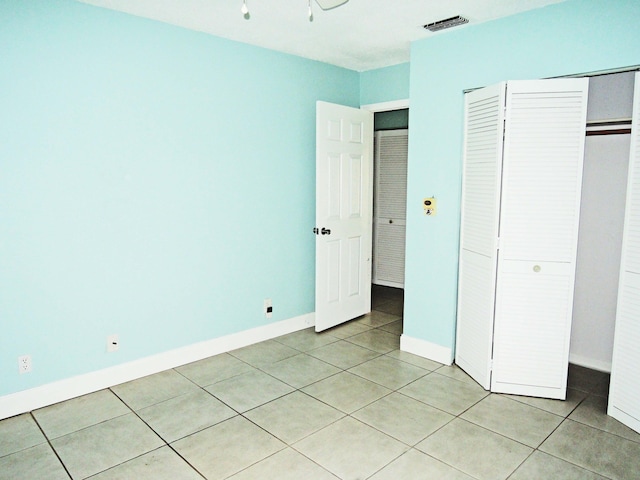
(2, 286, 640, 480)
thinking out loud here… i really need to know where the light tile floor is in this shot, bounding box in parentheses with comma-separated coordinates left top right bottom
(1, 286, 640, 479)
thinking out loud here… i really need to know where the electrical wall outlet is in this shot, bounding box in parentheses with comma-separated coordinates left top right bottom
(18, 355, 32, 374)
(107, 334, 119, 352)
(264, 298, 273, 319)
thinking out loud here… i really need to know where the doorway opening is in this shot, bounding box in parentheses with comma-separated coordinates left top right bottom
(371, 106, 409, 323)
(372, 111, 408, 290)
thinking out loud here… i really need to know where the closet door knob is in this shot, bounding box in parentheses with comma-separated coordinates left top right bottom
(533, 265, 541, 273)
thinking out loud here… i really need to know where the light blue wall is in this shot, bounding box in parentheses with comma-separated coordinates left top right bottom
(404, 0, 640, 352)
(360, 63, 410, 106)
(0, 0, 359, 396)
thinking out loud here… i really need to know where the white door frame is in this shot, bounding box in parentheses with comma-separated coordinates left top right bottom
(314, 99, 409, 330)
(363, 99, 410, 292)
(361, 99, 410, 114)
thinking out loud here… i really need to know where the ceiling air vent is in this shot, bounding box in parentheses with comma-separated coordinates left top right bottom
(424, 15, 468, 32)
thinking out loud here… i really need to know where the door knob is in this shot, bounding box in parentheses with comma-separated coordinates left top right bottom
(321, 228, 331, 235)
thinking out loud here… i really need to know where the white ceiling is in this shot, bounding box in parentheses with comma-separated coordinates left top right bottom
(78, 0, 567, 72)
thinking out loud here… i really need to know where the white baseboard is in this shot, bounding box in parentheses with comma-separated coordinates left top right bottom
(569, 353, 612, 373)
(0, 313, 315, 421)
(608, 405, 640, 434)
(400, 334, 453, 366)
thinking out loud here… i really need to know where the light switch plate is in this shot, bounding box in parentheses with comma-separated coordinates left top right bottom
(423, 197, 437, 216)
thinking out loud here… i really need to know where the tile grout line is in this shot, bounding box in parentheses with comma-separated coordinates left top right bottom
(225, 323, 407, 478)
(106, 387, 209, 480)
(29, 412, 74, 480)
(7, 295, 629, 480)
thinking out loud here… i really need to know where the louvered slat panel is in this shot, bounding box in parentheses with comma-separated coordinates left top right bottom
(462, 162, 501, 255)
(373, 130, 408, 287)
(500, 86, 588, 262)
(373, 222, 406, 285)
(492, 262, 574, 398)
(492, 78, 589, 399)
(456, 83, 505, 390)
(624, 98, 640, 272)
(375, 132, 408, 220)
(609, 274, 640, 429)
(456, 249, 499, 388)
(609, 72, 640, 433)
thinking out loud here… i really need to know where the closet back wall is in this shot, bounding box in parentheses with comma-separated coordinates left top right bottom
(571, 72, 636, 372)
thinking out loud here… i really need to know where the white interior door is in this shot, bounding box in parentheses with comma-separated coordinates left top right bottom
(315, 101, 373, 332)
(455, 83, 506, 390)
(608, 72, 640, 433)
(492, 78, 589, 399)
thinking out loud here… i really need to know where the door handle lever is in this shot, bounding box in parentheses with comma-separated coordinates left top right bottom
(321, 228, 331, 235)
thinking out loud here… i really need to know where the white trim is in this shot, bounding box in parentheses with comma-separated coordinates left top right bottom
(559, 65, 640, 79)
(361, 99, 409, 112)
(0, 313, 315, 420)
(400, 334, 453, 365)
(608, 405, 640, 434)
(569, 353, 612, 373)
(372, 280, 404, 289)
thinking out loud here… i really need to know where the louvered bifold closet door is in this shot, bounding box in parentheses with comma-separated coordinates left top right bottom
(455, 83, 506, 390)
(491, 79, 589, 399)
(608, 72, 640, 434)
(373, 130, 408, 287)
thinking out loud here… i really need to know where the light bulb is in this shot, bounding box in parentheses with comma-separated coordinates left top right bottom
(241, 0, 249, 16)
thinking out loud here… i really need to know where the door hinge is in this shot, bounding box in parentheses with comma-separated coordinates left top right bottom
(496, 237, 501, 250)
(490, 358, 494, 371)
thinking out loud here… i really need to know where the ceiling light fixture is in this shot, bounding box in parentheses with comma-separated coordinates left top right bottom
(423, 15, 468, 32)
(240, 0, 348, 20)
(314, 0, 349, 10)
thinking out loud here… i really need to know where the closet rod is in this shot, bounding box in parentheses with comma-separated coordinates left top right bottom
(586, 119, 632, 136)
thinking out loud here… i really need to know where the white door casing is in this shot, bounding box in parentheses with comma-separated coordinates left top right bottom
(608, 72, 640, 433)
(315, 101, 374, 332)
